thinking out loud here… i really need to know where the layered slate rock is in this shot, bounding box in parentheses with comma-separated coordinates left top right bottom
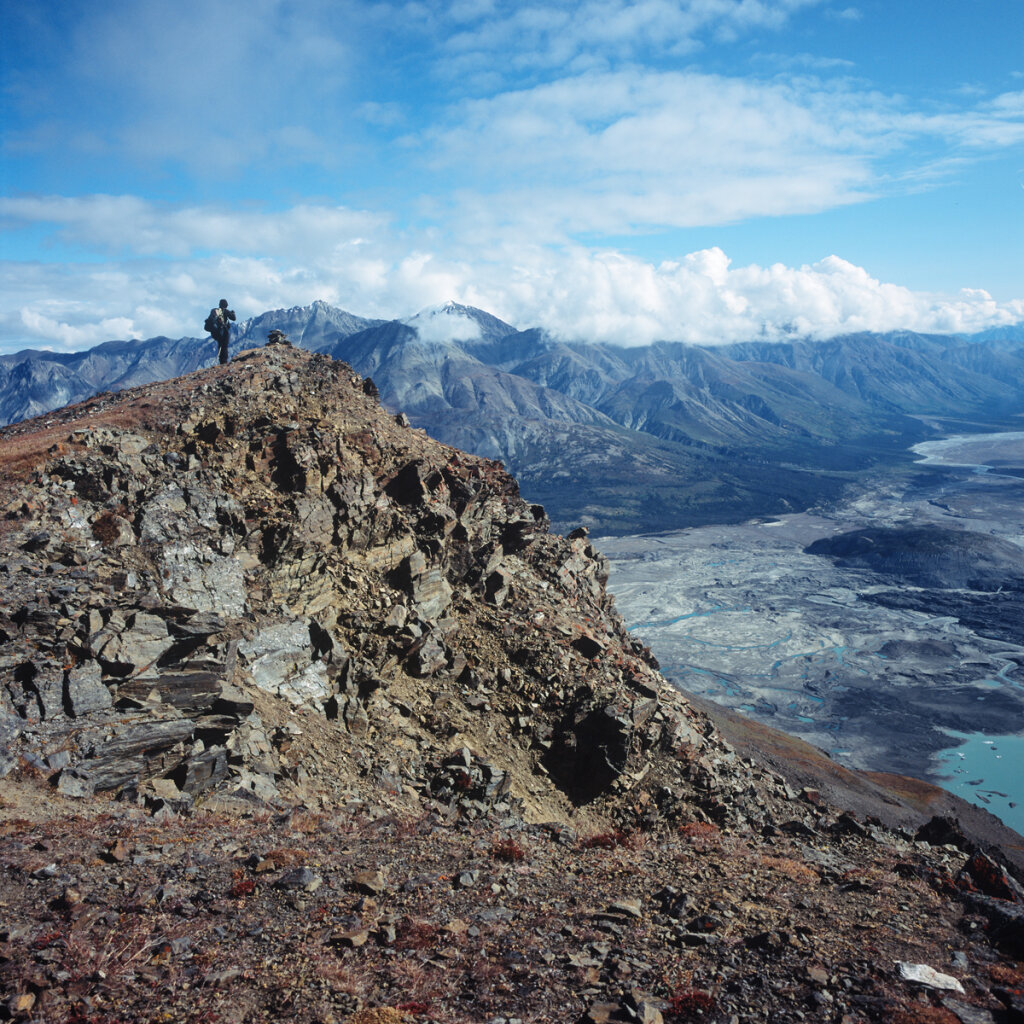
(0, 345, 810, 824)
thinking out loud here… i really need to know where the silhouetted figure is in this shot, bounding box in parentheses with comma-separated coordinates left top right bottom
(204, 299, 236, 365)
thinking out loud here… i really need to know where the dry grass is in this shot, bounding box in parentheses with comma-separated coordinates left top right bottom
(887, 1008, 961, 1024)
(755, 854, 820, 883)
(679, 821, 720, 840)
(490, 837, 527, 862)
(989, 963, 1024, 987)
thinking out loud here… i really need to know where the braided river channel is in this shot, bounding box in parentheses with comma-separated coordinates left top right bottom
(600, 432, 1024, 835)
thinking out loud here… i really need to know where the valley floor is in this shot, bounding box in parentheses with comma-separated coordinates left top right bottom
(601, 433, 1024, 835)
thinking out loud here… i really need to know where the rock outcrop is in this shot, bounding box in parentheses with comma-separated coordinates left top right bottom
(0, 344, 774, 827)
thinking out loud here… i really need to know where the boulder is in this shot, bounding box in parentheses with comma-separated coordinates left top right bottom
(29, 662, 65, 720)
(65, 661, 113, 717)
(239, 620, 332, 706)
(399, 550, 453, 621)
(96, 612, 172, 676)
(0, 712, 24, 775)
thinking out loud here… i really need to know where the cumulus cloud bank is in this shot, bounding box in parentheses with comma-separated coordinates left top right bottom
(2, 197, 1021, 353)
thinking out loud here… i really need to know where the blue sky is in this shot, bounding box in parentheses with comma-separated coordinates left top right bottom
(1, 0, 1022, 351)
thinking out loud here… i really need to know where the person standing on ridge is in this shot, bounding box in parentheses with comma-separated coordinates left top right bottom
(204, 299, 236, 365)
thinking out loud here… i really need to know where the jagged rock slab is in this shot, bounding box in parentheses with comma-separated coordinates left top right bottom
(1, 344, 763, 827)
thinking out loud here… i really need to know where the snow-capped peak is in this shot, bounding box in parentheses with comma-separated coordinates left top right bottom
(402, 301, 483, 344)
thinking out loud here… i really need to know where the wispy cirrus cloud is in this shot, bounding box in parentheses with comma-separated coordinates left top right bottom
(752, 51, 857, 72)
(0, 196, 388, 259)
(439, 0, 826, 76)
(4, 0, 832, 178)
(416, 70, 1024, 239)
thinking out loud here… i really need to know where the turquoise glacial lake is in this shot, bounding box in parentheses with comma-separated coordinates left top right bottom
(934, 731, 1024, 836)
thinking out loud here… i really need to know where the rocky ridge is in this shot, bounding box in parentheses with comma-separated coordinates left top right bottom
(6, 301, 1024, 536)
(1, 343, 1023, 1023)
(0, 343, 748, 823)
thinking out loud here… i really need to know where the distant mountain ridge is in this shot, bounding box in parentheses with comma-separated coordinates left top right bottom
(3, 301, 1023, 531)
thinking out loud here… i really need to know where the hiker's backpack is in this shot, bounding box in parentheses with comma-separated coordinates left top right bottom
(204, 308, 222, 335)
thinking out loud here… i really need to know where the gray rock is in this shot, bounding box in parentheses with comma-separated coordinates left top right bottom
(238, 620, 331, 706)
(895, 961, 965, 994)
(342, 697, 369, 736)
(162, 543, 246, 616)
(78, 714, 196, 791)
(139, 486, 189, 543)
(175, 746, 229, 794)
(609, 898, 643, 919)
(408, 633, 448, 677)
(97, 612, 172, 676)
(57, 767, 95, 798)
(227, 716, 278, 772)
(398, 550, 453, 621)
(227, 769, 279, 803)
(29, 662, 65, 720)
(485, 568, 510, 606)
(294, 495, 335, 546)
(275, 866, 322, 892)
(45, 750, 71, 771)
(119, 669, 221, 715)
(145, 777, 184, 801)
(412, 567, 452, 621)
(65, 661, 113, 717)
(941, 998, 997, 1024)
(960, 893, 1024, 957)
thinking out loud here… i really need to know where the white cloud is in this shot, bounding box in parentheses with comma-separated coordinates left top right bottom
(18, 310, 138, 350)
(753, 51, 856, 71)
(482, 247, 1024, 345)
(6, 3, 1021, 246)
(2, 198, 1022, 354)
(0, 196, 388, 260)
(416, 70, 1024, 240)
(439, 0, 825, 76)
(404, 303, 484, 342)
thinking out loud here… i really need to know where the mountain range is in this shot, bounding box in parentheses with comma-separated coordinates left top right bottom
(3, 301, 1023, 532)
